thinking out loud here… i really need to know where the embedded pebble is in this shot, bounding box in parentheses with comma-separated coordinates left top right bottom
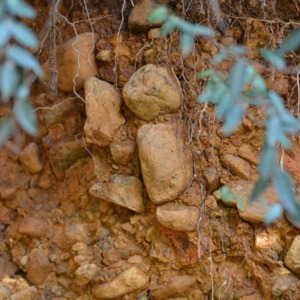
(18, 217, 48, 238)
(285, 235, 300, 273)
(221, 154, 251, 179)
(19, 142, 44, 174)
(92, 266, 148, 299)
(156, 204, 199, 232)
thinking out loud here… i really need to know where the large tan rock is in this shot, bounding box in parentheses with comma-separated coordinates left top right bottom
(285, 235, 300, 273)
(92, 266, 148, 299)
(89, 175, 145, 213)
(122, 64, 182, 120)
(137, 123, 193, 204)
(156, 204, 199, 231)
(43, 32, 98, 92)
(84, 77, 125, 146)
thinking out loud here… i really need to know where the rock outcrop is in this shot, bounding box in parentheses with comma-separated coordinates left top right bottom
(137, 123, 193, 204)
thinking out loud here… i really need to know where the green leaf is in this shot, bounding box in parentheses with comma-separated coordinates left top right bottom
(13, 99, 38, 136)
(280, 111, 300, 132)
(216, 93, 232, 119)
(222, 103, 244, 135)
(261, 49, 286, 70)
(276, 28, 300, 56)
(259, 146, 277, 180)
(266, 117, 281, 147)
(220, 186, 235, 203)
(179, 20, 214, 37)
(5, 0, 36, 18)
(253, 74, 267, 92)
(5, 45, 44, 78)
(268, 91, 285, 114)
(160, 18, 177, 36)
(10, 21, 39, 48)
(0, 117, 14, 146)
(273, 168, 297, 216)
(0, 21, 11, 47)
(0, 61, 20, 102)
(265, 204, 283, 225)
(250, 178, 269, 202)
(16, 84, 30, 101)
(147, 6, 168, 22)
(180, 33, 194, 56)
(229, 58, 247, 101)
(212, 51, 228, 65)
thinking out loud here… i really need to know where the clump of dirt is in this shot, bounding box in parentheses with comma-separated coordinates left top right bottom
(0, 0, 300, 299)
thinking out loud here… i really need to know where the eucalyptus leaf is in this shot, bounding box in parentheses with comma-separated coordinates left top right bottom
(250, 178, 269, 202)
(0, 61, 19, 102)
(253, 74, 267, 92)
(273, 168, 297, 216)
(5, 0, 36, 18)
(265, 204, 283, 226)
(276, 27, 300, 56)
(268, 91, 285, 114)
(0, 21, 11, 47)
(0, 117, 14, 146)
(13, 99, 38, 136)
(216, 93, 232, 119)
(222, 103, 244, 135)
(10, 21, 39, 48)
(266, 117, 281, 146)
(180, 33, 194, 56)
(259, 146, 277, 180)
(261, 49, 286, 70)
(160, 18, 177, 36)
(147, 6, 168, 22)
(229, 58, 246, 101)
(5, 45, 44, 78)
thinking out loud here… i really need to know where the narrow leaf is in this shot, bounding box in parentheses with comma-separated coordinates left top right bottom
(229, 58, 247, 101)
(180, 33, 194, 56)
(13, 100, 38, 136)
(5, 45, 44, 78)
(0, 61, 19, 102)
(0, 117, 14, 146)
(276, 28, 300, 56)
(259, 146, 277, 180)
(0, 22, 11, 47)
(273, 168, 296, 216)
(10, 21, 39, 48)
(222, 103, 244, 135)
(160, 18, 177, 36)
(250, 178, 269, 202)
(265, 204, 283, 225)
(266, 117, 281, 147)
(147, 6, 168, 22)
(5, 0, 36, 18)
(268, 91, 285, 114)
(261, 49, 286, 70)
(216, 93, 232, 119)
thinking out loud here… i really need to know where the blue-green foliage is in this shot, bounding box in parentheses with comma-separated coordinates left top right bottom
(149, 7, 300, 224)
(0, 0, 43, 146)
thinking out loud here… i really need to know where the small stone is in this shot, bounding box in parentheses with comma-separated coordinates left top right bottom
(84, 77, 125, 146)
(75, 264, 99, 286)
(238, 144, 259, 165)
(110, 140, 136, 165)
(27, 249, 52, 285)
(0, 204, 12, 224)
(0, 283, 11, 300)
(285, 236, 300, 273)
(221, 154, 251, 179)
(18, 217, 48, 238)
(122, 64, 182, 120)
(148, 28, 161, 39)
(11, 286, 38, 300)
(272, 273, 300, 298)
(203, 167, 220, 192)
(151, 275, 196, 300)
(156, 204, 199, 232)
(128, 0, 160, 32)
(137, 123, 193, 204)
(128, 255, 143, 264)
(42, 32, 98, 92)
(96, 50, 113, 62)
(49, 139, 87, 179)
(89, 175, 145, 213)
(92, 266, 148, 299)
(19, 142, 44, 174)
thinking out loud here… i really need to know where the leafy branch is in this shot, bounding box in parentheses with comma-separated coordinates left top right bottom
(149, 7, 300, 224)
(0, 0, 43, 146)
